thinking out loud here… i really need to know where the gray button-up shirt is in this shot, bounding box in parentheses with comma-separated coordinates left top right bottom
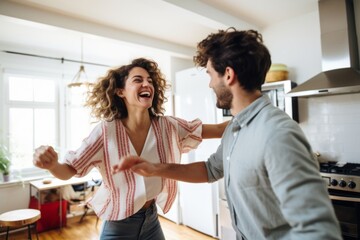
(205, 95, 341, 240)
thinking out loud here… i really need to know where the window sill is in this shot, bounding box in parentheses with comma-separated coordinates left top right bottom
(0, 168, 101, 189)
(0, 173, 53, 189)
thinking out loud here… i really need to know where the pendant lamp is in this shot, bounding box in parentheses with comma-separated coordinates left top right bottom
(68, 37, 88, 88)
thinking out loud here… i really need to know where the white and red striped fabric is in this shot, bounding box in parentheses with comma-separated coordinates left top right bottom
(64, 116, 202, 221)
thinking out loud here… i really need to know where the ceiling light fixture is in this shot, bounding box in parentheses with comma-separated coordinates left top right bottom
(68, 37, 89, 88)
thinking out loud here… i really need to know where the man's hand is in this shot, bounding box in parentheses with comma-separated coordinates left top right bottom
(112, 156, 157, 177)
(113, 156, 209, 183)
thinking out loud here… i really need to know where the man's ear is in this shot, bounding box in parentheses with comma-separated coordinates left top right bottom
(224, 67, 236, 86)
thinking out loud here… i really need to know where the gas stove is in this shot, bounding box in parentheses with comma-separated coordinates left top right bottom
(319, 162, 360, 239)
(319, 162, 360, 194)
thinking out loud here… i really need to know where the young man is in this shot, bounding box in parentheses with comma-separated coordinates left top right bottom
(113, 29, 342, 240)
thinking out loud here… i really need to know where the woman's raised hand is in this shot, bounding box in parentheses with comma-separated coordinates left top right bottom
(33, 145, 59, 170)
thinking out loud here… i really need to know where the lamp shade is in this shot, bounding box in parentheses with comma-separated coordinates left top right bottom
(68, 65, 88, 88)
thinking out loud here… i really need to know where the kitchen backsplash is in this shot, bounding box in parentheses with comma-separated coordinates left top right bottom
(298, 93, 360, 164)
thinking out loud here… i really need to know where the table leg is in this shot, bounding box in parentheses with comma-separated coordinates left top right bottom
(60, 187, 62, 229)
(27, 224, 32, 240)
(6, 226, 9, 240)
(35, 222, 39, 240)
(31, 185, 41, 212)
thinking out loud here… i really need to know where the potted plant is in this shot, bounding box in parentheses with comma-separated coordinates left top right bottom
(0, 145, 11, 182)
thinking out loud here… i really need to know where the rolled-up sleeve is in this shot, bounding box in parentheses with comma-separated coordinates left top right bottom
(205, 143, 224, 183)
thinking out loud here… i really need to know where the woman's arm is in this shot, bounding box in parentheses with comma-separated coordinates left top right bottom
(112, 156, 209, 183)
(33, 145, 76, 180)
(202, 120, 229, 139)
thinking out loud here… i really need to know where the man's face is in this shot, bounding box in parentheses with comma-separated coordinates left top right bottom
(206, 60, 233, 110)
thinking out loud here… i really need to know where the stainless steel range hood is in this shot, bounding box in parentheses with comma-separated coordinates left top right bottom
(287, 0, 360, 97)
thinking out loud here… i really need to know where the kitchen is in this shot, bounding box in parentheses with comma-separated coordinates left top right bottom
(1, 0, 360, 239)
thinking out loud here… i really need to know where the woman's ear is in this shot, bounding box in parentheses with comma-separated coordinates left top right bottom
(116, 89, 124, 98)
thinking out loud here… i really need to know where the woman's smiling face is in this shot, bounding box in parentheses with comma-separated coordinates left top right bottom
(117, 67, 155, 111)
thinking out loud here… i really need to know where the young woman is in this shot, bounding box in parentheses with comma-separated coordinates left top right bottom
(33, 58, 228, 240)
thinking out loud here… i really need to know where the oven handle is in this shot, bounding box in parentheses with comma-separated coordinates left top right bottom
(330, 195, 360, 202)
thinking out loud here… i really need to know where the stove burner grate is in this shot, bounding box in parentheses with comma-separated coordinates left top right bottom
(319, 162, 360, 176)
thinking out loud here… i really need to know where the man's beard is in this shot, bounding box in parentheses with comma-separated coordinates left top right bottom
(215, 84, 233, 110)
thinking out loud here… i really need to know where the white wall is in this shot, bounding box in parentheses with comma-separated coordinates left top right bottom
(299, 94, 360, 163)
(263, 11, 322, 85)
(263, 11, 360, 163)
(0, 183, 30, 213)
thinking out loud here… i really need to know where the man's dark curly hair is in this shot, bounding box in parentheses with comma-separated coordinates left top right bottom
(194, 28, 272, 91)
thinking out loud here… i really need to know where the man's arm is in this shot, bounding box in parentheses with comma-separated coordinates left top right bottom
(112, 156, 209, 183)
(267, 130, 342, 239)
(202, 121, 229, 139)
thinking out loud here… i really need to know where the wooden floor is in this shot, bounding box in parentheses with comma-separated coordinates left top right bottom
(6, 215, 217, 240)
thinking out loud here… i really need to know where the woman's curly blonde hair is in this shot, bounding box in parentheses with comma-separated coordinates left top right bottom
(85, 58, 168, 121)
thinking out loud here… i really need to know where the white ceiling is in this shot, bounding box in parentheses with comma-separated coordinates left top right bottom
(0, 0, 319, 65)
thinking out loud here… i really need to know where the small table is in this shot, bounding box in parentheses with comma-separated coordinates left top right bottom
(0, 209, 41, 240)
(29, 177, 91, 229)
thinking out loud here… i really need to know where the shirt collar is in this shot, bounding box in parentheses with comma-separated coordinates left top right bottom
(232, 94, 271, 129)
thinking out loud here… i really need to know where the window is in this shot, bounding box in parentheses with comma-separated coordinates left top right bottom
(66, 85, 97, 150)
(5, 73, 58, 170)
(1, 65, 104, 179)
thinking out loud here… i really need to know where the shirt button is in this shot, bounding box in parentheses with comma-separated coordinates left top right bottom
(226, 156, 230, 161)
(233, 132, 237, 137)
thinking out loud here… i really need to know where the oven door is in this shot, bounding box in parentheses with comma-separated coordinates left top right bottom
(329, 190, 360, 240)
